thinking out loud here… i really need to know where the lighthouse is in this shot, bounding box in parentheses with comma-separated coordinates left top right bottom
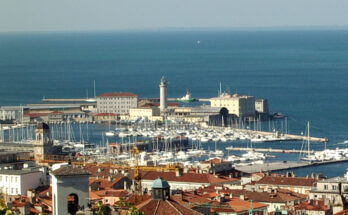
(159, 76, 168, 113)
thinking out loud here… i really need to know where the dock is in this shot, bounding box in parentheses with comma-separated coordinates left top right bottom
(226, 147, 319, 154)
(235, 159, 348, 174)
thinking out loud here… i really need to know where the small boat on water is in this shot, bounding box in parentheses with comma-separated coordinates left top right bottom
(176, 89, 197, 102)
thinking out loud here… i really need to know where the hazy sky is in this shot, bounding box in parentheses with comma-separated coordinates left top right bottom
(1, 0, 348, 32)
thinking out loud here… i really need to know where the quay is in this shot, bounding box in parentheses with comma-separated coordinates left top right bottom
(233, 128, 328, 143)
(235, 159, 348, 174)
(226, 147, 319, 154)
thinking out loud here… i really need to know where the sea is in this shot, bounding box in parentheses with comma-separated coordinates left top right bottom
(1, 29, 348, 177)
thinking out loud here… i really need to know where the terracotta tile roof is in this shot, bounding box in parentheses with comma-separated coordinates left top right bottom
(226, 197, 268, 213)
(95, 112, 117, 116)
(89, 192, 102, 201)
(142, 171, 236, 184)
(138, 199, 202, 215)
(25, 113, 49, 117)
(201, 158, 231, 164)
(295, 200, 329, 211)
(98, 92, 137, 97)
(256, 176, 317, 187)
(94, 190, 129, 198)
(204, 189, 307, 203)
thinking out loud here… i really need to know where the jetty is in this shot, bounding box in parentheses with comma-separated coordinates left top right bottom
(226, 147, 319, 154)
(235, 159, 348, 174)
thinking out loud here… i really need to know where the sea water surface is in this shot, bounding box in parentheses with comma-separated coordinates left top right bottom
(1, 29, 348, 177)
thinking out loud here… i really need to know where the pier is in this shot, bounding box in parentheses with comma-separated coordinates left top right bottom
(235, 159, 348, 174)
(226, 147, 319, 154)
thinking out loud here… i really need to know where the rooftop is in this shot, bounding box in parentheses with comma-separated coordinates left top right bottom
(97, 92, 137, 97)
(51, 164, 90, 177)
(0, 169, 42, 175)
(256, 176, 317, 187)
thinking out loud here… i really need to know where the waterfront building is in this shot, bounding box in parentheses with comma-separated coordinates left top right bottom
(255, 98, 269, 114)
(129, 106, 160, 120)
(159, 76, 168, 113)
(96, 92, 138, 114)
(210, 93, 256, 119)
(168, 106, 234, 126)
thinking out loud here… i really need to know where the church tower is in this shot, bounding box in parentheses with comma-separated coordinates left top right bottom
(159, 76, 168, 113)
(33, 122, 53, 163)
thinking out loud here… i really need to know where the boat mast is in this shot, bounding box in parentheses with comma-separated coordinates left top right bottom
(93, 80, 96, 99)
(307, 121, 310, 156)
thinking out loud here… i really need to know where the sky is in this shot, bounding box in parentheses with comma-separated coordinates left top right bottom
(1, 0, 348, 32)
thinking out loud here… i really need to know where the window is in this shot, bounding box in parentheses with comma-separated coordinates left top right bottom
(15, 188, 18, 194)
(324, 185, 328, 190)
(332, 185, 337, 190)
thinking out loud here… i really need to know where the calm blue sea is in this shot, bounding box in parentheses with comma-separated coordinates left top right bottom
(1, 30, 348, 177)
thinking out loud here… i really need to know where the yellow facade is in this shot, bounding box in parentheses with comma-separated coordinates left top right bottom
(210, 94, 255, 117)
(129, 107, 160, 119)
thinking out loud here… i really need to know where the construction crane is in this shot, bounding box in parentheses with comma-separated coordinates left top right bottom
(130, 145, 179, 203)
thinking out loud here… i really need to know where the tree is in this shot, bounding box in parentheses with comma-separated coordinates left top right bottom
(0, 200, 13, 215)
(127, 206, 144, 215)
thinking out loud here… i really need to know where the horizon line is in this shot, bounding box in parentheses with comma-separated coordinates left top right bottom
(1, 25, 348, 34)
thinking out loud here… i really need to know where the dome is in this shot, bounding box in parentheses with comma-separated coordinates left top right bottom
(152, 177, 170, 189)
(37, 122, 49, 130)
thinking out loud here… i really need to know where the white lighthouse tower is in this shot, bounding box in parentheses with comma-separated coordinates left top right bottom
(159, 76, 168, 113)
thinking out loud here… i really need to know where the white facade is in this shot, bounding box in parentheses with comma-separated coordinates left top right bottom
(159, 77, 168, 112)
(96, 92, 138, 114)
(0, 169, 44, 196)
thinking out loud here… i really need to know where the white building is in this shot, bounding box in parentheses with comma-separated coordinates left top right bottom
(96, 92, 138, 114)
(0, 168, 46, 196)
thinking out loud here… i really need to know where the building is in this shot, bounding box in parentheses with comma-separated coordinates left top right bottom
(141, 171, 238, 192)
(168, 106, 234, 126)
(33, 123, 53, 164)
(96, 92, 138, 114)
(255, 175, 317, 195)
(210, 93, 256, 119)
(137, 177, 202, 215)
(255, 98, 269, 114)
(0, 168, 46, 196)
(51, 164, 91, 215)
(129, 106, 160, 120)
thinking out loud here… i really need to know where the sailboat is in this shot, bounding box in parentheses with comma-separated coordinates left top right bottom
(105, 113, 116, 137)
(300, 122, 318, 162)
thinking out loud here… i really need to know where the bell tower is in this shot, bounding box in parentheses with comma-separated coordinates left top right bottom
(33, 122, 53, 163)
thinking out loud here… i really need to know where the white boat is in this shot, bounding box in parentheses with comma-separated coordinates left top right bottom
(105, 131, 115, 137)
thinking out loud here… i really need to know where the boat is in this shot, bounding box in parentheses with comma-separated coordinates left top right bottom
(176, 89, 197, 102)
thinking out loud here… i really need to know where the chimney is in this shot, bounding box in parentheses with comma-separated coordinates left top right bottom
(240, 195, 245, 200)
(124, 181, 128, 190)
(175, 168, 183, 177)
